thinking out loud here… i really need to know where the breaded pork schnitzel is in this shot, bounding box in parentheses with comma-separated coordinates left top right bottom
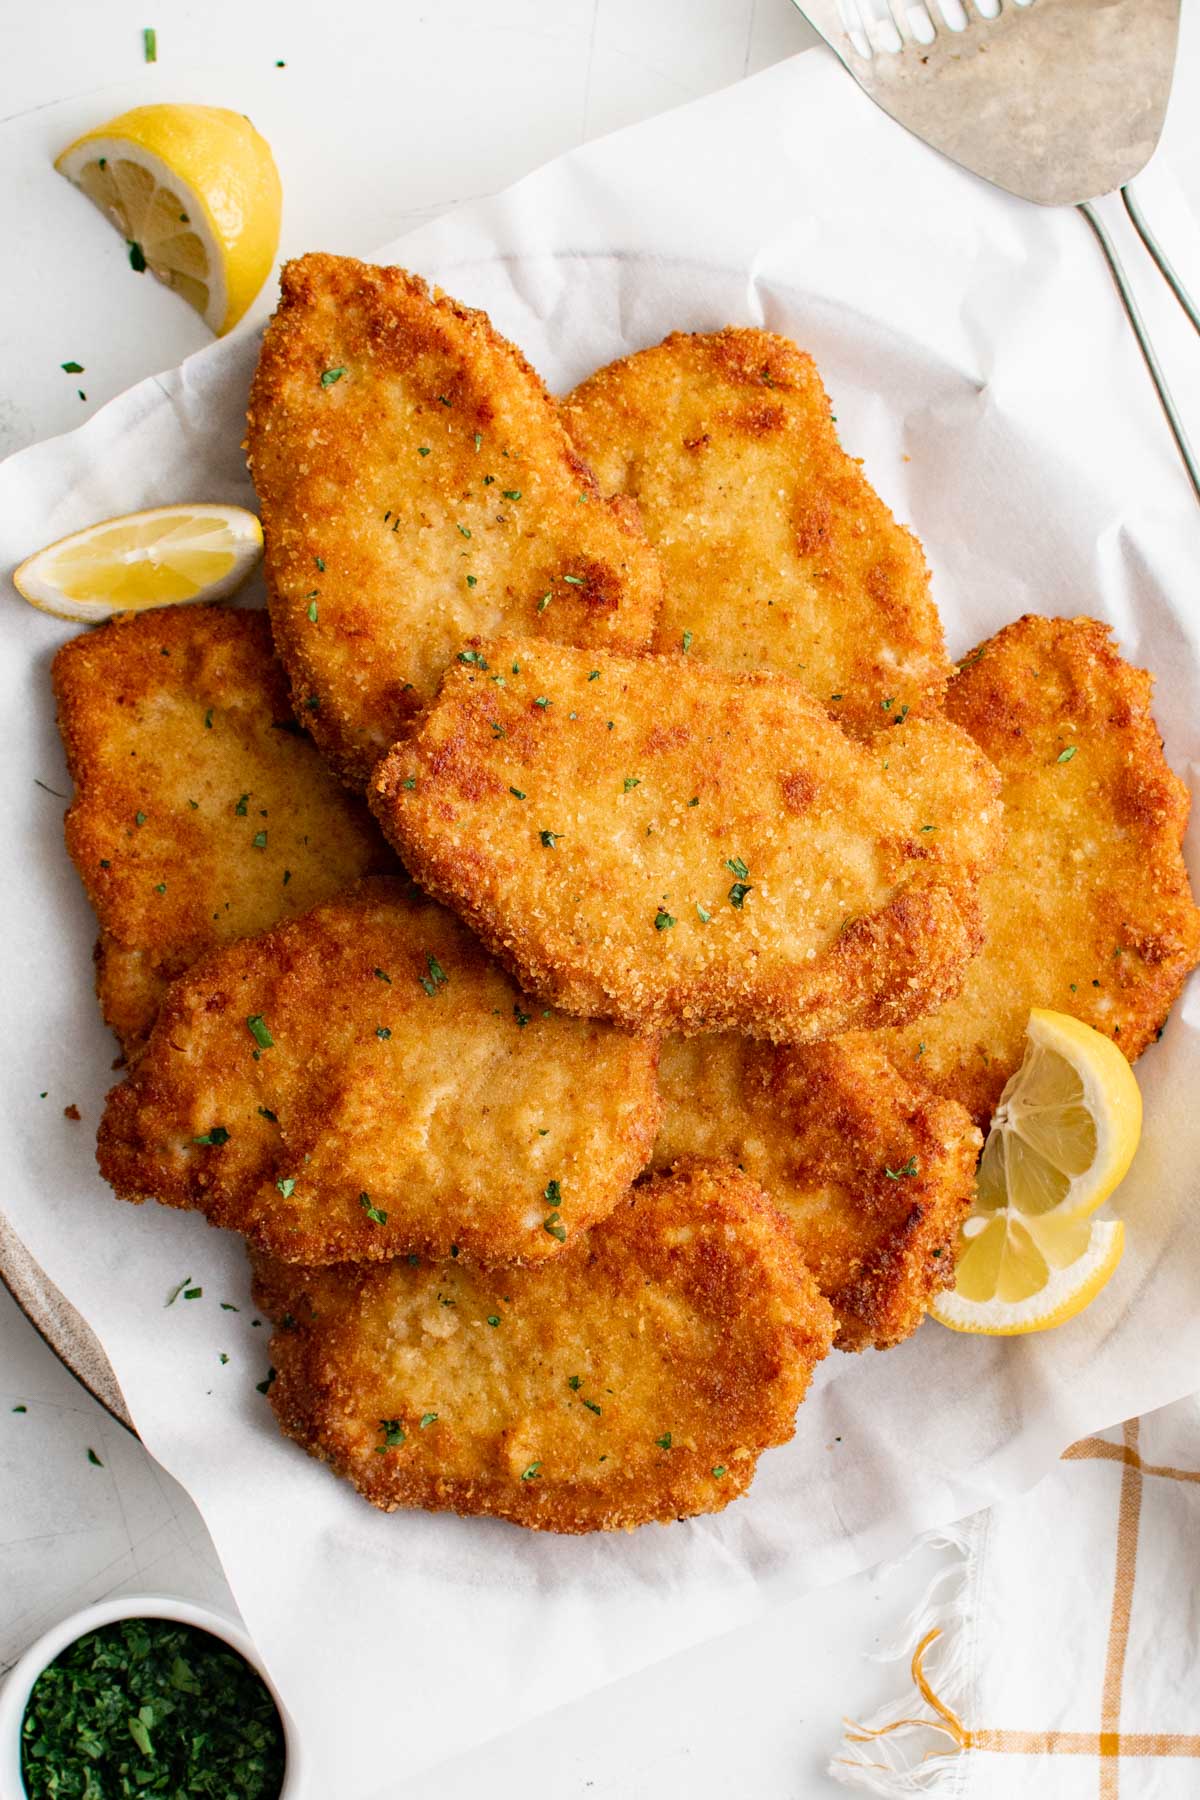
(859, 615, 1200, 1124)
(562, 328, 951, 735)
(97, 878, 662, 1266)
(53, 605, 391, 1057)
(246, 255, 665, 786)
(653, 1035, 979, 1350)
(253, 1160, 835, 1533)
(369, 637, 1002, 1041)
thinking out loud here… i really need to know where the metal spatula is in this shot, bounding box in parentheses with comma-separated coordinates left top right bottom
(792, 0, 1200, 499)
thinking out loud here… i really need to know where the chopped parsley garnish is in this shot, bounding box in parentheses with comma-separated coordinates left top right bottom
(1057, 746, 1077, 763)
(534, 696, 550, 709)
(61, 361, 84, 374)
(374, 967, 392, 983)
(192, 1127, 229, 1147)
(246, 1015, 273, 1050)
(696, 902, 712, 923)
(234, 793, 249, 816)
(655, 1433, 672, 1450)
(588, 670, 600, 681)
(257, 1106, 278, 1122)
(315, 556, 325, 571)
(681, 630, 693, 653)
(457, 523, 472, 539)
(276, 1177, 296, 1199)
(920, 824, 937, 834)
(307, 598, 318, 622)
(474, 432, 482, 450)
(467, 575, 478, 588)
(419, 1412, 438, 1429)
(727, 883, 752, 909)
(320, 366, 347, 386)
(568, 1376, 583, 1391)
(509, 787, 527, 800)
(251, 831, 267, 849)
(582, 1399, 602, 1416)
(401, 775, 416, 788)
(360, 1192, 388, 1225)
(543, 1212, 567, 1242)
(419, 954, 449, 996)
(654, 909, 676, 930)
(544, 1179, 562, 1205)
(830, 693, 843, 703)
(418, 446, 431, 457)
(520, 1462, 542, 1481)
(537, 592, 551, 612)
(457, 649, 488, 668)
(513, 1005, 530, 1028)
(712, 1464, 727, 1479)
(375, 1421, 405, 1453)
(487, 1315, 500, 1327)
(135, 810, 147, 827)
(885, 1156, 919, 1179)
(623, 776, 641, 792)
(540, 829, 563, 847)
(502, 489, 521, 501)
(203, 708, 213, 729)
(562, 574, 584, 586)
(725, 856, 750, 880)
(376, 1026, 392, 1040)
(491, 721, 506, 738)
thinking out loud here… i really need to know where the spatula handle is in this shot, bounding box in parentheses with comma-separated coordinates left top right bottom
(1077, 198, 1200, 505)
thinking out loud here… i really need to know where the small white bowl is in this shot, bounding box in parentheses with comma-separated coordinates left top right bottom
(0, 1593, 307, 1798)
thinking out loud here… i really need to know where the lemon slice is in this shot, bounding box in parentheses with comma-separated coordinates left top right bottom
(55, 105, 281, 334)
(931, 1009, 1140, 1335)
(13, 505, 263, 622)
(931, 1213, 1124, 1335)
(976, 1008, 1142, 1222)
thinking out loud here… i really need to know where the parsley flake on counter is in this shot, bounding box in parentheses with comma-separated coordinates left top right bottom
(256, 1367, 276, 1394)
(164, 1275, 192, 1307)
(61, 360, 84, 374)
(87, 1447, 103, 1466)
(143, 26, 157, 61)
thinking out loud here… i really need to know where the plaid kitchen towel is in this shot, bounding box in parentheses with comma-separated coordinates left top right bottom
(833, 1395, 1200, 1797)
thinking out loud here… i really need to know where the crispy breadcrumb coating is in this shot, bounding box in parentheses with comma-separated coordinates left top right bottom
(653, 1035, 979, 1350)
(861, 615, 1200, 1123)
(97, 878, 661, 1266)
(369, 636, 1002, 1041)
(562, 328, 950, 735)
(52, 605, 391, 1057)
(246, 254, 665, 786)
(253, 1160, 835, 1533)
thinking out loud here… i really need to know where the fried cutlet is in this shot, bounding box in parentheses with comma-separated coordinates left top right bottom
(246, 254, 665, 786)
(97, 877, 662, 1266)
(53, 605, 392, 1058)
(252, 1160, 836, 1533)
(653, 1035, 979, 1350)
(562, 328, 951, 735)
(369, 637, 1002, 1041)
(858, 615, 1200, 1123)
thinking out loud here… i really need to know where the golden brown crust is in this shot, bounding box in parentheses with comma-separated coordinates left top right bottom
(368, 636, 1003, 1041)
(255, 1160, 835, 1533)
(97, 877, 662, 1266)
(246, 255, 665, 786)
(861, 615, 1200, 1123)
(562, 328, 951, 735)
(653, 1035, 979, 1350)
(52, 604, 392, 1057)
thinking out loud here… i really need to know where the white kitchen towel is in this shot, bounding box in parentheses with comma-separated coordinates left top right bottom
(834, 1396, 1200, 1797)
(2, 25, 1200, 1799)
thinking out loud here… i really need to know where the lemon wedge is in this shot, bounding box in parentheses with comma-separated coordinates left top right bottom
(931, 1213, 1124, 1336)
(977, 1008, 1142, 1222)
(55, 105, 281, 334)
(931, 1010, 1140, 1335)
(13, 504, 263, 622)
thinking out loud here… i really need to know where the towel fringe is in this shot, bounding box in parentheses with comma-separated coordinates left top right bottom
(829, 1522, 979, 1794)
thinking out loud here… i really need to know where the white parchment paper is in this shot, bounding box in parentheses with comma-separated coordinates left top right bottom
(3, 33, 1200, 1797)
